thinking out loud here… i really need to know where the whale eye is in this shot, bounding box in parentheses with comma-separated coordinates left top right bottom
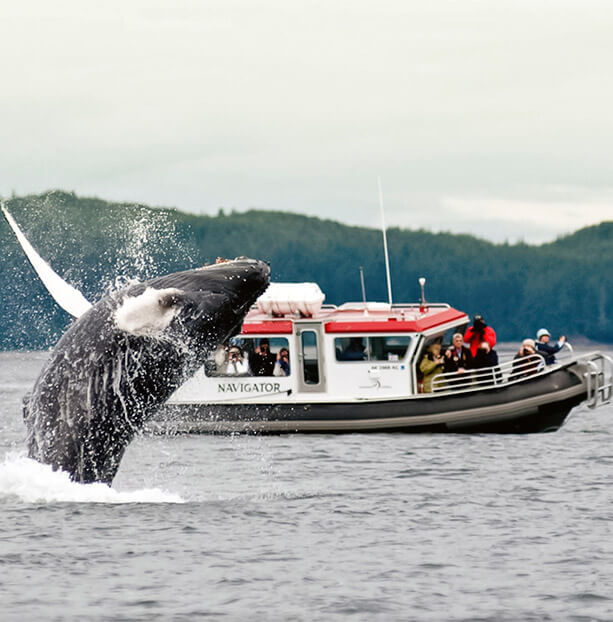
(159, 293, 180, 309)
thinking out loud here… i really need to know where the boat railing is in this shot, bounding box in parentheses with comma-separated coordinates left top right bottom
(431, 349, 613, 408)
(391, 303, 451, 310)
(336, 302, 452, 312)
(554, 341, 575, 362)
(581, 352, 613, 409)
(430, 353, 550, 394)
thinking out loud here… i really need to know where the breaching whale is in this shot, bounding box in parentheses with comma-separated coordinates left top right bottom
(2, 204, 269, 483)
(22, 258, 270, 484)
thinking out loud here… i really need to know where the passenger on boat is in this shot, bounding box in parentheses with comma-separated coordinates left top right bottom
(225, 346, 250, 376)
(472, 341, 501, 384)
(339, 337, 366, 361)
(464, 315, 497, 358)
(444, 333, 472, 376)
(511, 339, 545, 379)
(419, 343, 445, 392)
(273, 347, 291, 377)
(472, 341, 498, 367)
(535, 328, 566, 365)
(249, 338, 277, 376)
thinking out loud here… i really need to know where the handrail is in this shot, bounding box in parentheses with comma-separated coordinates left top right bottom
(430, 353, 548, 393)
(336, 302, 452, 311)
(429, 350, 613, 412)
(581, 352, 613, 409)
(391, 303, 451, 310)
(552, 341, 574, 362)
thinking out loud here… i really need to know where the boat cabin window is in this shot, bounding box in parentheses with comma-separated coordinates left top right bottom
(204, 337, 291, 378)
(334, 336, 412, 362)
(301, 330, 320, 384)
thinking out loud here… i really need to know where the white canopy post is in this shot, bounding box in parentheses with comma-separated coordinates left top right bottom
(377, 176, 393, 306)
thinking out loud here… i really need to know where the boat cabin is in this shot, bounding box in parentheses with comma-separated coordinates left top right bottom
(170, 283, 469, 404)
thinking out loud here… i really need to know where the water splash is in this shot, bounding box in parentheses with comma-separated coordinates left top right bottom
(0, 453, 184, 504)
(108, 207, 195, 288)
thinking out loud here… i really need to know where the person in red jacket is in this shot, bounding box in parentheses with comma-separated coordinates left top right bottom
(464, 315, 496, 359)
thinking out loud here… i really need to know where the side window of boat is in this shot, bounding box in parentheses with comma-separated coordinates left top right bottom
(301, 331, 320, 384)
(204, 337, 291, 377)
(369, 337, 411, 361)
(334, 337, 411, 362)
(335, 337, 367, 361)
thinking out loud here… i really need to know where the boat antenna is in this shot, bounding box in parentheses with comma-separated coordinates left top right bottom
(359, 266, 368, 315)
(419, 277, 427, 313)
(377, 176, 393, 306)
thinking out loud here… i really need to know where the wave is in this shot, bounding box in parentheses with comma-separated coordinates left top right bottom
(0, 453, 184, 504)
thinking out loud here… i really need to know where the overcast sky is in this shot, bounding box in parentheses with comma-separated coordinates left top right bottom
(2, 0, 612, 243)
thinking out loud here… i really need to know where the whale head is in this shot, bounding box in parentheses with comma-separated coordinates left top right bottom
(114, 257, 270, 350)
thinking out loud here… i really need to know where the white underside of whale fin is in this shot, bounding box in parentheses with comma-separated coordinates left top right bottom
(2, 203, 93, 319)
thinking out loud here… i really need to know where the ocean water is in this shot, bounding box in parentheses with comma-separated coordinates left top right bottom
(1, 349, 613, 621)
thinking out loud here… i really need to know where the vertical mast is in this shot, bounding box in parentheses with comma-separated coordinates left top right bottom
(377, 176, 393, 306)
(359, 266, 368, 315)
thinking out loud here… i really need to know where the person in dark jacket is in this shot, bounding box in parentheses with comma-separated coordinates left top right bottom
(444, 333, 472, 386)
(472, 341, 498, 367)
(535, 328, 566, 365)
(464, 315, 497, 359)
(249, 338, 277, 376)
(472, 341, 500, 385)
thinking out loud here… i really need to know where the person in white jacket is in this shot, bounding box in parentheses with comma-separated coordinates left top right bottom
(225, 346, 250, 376)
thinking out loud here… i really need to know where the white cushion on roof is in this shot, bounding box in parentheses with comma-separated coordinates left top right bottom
(257, 282, 325, 316)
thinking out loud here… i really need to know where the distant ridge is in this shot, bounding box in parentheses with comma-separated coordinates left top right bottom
(1, 190, 612, 349)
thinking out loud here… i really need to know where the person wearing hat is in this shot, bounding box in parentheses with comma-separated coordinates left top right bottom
(464, 314, 497, 359)
(511, 338, 545, 379)
(535, 329, 566, 365)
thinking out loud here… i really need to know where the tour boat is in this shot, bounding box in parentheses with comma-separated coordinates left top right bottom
(3, 205, 611, 435)
(156, 282, 613, 434)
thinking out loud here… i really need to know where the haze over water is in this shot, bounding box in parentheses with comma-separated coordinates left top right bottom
(2, 350, 613, 621)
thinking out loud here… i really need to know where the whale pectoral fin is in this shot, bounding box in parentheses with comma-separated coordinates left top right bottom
(1, 204, 92, 318)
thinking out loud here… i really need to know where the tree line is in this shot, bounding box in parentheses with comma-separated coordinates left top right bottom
(1, 190, 611, 350)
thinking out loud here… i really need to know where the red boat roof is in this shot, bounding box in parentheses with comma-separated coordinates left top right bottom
(241, 304, 468, 335)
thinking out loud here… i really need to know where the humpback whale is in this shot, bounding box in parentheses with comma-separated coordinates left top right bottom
(2, 204, 269, 483)
(23, 258, 270, 484)
(3, 205, 271, 483)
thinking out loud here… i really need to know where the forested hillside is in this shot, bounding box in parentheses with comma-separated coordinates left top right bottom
(1, 191, 612, 349)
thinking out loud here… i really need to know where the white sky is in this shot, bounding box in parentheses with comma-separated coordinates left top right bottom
(1, 0, 612, 243)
